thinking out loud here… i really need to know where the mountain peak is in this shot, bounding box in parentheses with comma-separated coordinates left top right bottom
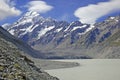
(24, 11, 40, 18)
(14, 11, 44, 27)
(18, 11, 43, 22)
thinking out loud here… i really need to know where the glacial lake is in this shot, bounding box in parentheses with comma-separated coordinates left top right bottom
(46, 59, 120, 80)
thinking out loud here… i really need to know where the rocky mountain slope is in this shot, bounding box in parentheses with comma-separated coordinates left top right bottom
(0, 26, 59, 80)
(73, 16, 120, 58)
(0, 25, 45, 58)
(3, 11, 120, 59)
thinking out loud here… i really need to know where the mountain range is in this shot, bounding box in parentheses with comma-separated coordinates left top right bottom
(2, 11, 120, 59)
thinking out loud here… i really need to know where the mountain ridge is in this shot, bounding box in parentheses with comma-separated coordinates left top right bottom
(2, 11, 120, 59)
(3, 11, 93, 50)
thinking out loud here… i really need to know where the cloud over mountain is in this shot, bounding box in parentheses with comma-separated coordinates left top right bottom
(26, 0, 53, 14)
(0, 0, 21, 20)
(74, 0, 120, 24)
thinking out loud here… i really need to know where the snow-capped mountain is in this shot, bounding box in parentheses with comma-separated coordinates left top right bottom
(2, 11, 120, 59)
(3, 11, 93, 50)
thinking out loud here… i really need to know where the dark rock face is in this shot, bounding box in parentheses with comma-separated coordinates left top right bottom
(0, 27, 59, 80)
(85, 28, 100, 47)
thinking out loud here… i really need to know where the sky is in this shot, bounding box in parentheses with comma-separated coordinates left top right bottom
(0, 0, 120, 25)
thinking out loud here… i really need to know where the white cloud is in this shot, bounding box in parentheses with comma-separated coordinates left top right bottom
(26, 0, 53, 13)
(0, 0, 21, 20)
(74, 0, 120, 24)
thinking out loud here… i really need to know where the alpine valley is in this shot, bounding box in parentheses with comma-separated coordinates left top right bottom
(3, 11, 120, 59)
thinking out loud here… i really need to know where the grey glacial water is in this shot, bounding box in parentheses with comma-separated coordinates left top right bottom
(46, 59, 120, 80)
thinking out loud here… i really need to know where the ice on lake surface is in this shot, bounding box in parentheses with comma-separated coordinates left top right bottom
(46, 59, 120, 80)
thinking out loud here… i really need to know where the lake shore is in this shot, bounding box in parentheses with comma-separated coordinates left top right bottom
(31, 58, 80, 70)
